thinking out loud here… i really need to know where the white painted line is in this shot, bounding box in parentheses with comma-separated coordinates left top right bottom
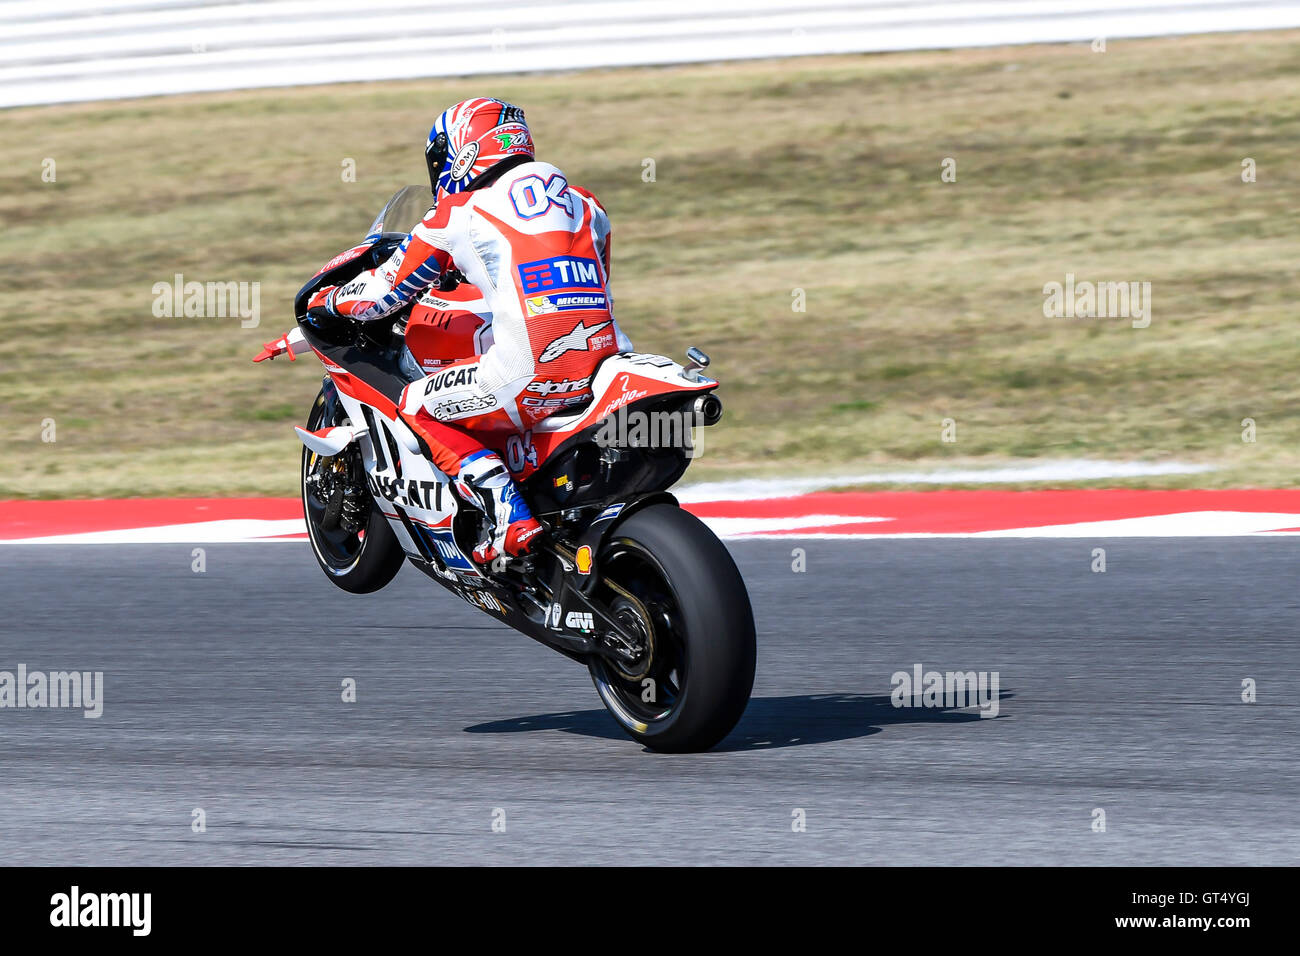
(731, 512, 1300, 538)
(971, 511, 1300, 538)
(3, 518, 307, 544)
(673, 460, 1215, 502)
(696, 514, 890, 538)
(7, 509, 1300, 543)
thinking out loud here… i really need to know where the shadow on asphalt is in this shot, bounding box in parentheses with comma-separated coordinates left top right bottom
(464, 692, 1013, 751)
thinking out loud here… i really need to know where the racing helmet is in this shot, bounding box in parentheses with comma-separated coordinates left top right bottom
(425, 97, 535, 204)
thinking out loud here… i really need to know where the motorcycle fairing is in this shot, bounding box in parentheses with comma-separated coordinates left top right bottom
(334, 391, 488, 582)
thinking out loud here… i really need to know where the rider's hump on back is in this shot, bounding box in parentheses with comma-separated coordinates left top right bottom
(477, 160, 597, 234)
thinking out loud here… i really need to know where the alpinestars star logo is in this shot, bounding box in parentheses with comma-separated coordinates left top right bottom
(539, 320, 611, 363)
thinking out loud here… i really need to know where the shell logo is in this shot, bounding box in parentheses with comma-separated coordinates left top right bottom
(575, 545, 593, 575)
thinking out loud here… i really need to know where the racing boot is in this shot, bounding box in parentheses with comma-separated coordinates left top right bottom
(453, 450, 543, 564)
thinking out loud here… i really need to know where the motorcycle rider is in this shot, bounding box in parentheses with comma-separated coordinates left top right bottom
(304, 98, 629, 564)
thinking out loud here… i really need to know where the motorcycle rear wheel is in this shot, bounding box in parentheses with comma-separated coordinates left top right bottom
(590, 503, 756, 752)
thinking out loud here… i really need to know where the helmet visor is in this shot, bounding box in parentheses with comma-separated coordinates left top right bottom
(425, 131, 448, 196)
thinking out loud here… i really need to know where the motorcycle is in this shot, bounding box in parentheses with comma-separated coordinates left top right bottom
(254, 186, 756, 752)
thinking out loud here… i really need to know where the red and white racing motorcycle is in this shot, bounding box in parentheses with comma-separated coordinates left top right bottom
(256, 187, 755, 752)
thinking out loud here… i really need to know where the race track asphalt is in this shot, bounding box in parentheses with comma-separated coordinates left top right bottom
(1, 539, 1296, 865)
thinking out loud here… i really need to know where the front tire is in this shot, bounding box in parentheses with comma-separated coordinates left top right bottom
(301, 387, 405, 593)
(589, 503, 756, 752)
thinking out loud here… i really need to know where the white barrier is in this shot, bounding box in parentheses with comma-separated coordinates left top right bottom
(2, 0, 1298, 108)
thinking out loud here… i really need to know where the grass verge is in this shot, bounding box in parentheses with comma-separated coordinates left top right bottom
(2, 30, 1298, 496)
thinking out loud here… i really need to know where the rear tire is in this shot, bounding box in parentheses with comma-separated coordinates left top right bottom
(301, 388, 405, 593)
(589, 503, 756, 752)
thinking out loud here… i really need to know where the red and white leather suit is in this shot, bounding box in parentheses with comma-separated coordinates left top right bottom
(313, 161, 631, 478)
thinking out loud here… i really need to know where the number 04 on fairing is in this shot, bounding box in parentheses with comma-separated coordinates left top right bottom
(254, 187, 756, 753)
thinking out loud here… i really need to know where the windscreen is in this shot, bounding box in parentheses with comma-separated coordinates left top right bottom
(365, 185, 436, 239)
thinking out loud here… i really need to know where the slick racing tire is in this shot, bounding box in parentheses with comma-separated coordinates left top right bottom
(301, 387, 405, 594)
(589, 503, 756, 752)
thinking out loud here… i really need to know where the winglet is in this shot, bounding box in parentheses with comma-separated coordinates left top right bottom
(294, 424, 368, 456)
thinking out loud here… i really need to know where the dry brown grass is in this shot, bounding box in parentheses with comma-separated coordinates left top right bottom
(2, 30, 1298, 496)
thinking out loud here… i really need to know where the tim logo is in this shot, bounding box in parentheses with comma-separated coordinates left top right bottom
(518, 256, 601, 294)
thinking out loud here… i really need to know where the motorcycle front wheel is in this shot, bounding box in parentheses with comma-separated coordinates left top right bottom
(590, 503, 756, 752)
(301, 387, 405, 593)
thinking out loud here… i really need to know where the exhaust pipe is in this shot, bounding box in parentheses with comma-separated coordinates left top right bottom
(693, 393, 723, 426)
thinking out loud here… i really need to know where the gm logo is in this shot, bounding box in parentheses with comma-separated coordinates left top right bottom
(518, 256, 602, 294)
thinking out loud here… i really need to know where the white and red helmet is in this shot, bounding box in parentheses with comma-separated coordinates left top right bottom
(426, 97, 535, 204)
